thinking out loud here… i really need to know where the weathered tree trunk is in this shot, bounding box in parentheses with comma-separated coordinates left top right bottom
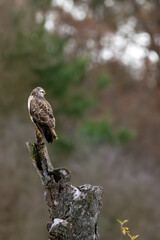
(26, 130, 103, 240)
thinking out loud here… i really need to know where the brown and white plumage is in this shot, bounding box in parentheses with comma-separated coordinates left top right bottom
(28, 87, 58, 143)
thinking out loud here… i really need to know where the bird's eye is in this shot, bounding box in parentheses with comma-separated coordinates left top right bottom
(40, 89, 46, 95)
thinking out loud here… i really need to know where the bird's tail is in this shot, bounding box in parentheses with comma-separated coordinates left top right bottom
(51, 128, 58, 140)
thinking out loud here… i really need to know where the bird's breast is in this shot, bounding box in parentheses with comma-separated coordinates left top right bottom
(28, 96, 34, 122)
(28, 96, 33, 111)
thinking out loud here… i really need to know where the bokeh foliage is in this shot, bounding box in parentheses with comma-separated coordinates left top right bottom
(0, 4, 135, 151)
(80, 118, 136, 144)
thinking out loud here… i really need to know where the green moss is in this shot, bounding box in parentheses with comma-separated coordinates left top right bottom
(28, 142, 42, 171)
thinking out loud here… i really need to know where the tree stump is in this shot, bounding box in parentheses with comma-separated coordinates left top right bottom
(26, 129, 103, 240)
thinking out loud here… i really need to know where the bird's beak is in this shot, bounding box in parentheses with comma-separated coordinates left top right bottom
(44, 91, 46, 95)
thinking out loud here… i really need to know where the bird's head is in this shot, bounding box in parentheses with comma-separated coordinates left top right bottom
(31, 87, 46, 97)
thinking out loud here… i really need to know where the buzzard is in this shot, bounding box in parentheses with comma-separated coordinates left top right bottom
(28, 87, 58, 143)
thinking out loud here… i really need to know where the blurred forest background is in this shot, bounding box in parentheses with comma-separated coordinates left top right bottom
(0, 0, 160, 239)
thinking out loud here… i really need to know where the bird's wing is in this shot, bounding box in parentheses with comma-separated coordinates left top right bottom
(29, 97, 55, 129)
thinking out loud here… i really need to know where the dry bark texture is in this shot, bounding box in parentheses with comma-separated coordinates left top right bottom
(26, 130, 103, 240)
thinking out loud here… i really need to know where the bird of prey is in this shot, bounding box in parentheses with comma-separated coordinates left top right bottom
(28, 87, 58, 143)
